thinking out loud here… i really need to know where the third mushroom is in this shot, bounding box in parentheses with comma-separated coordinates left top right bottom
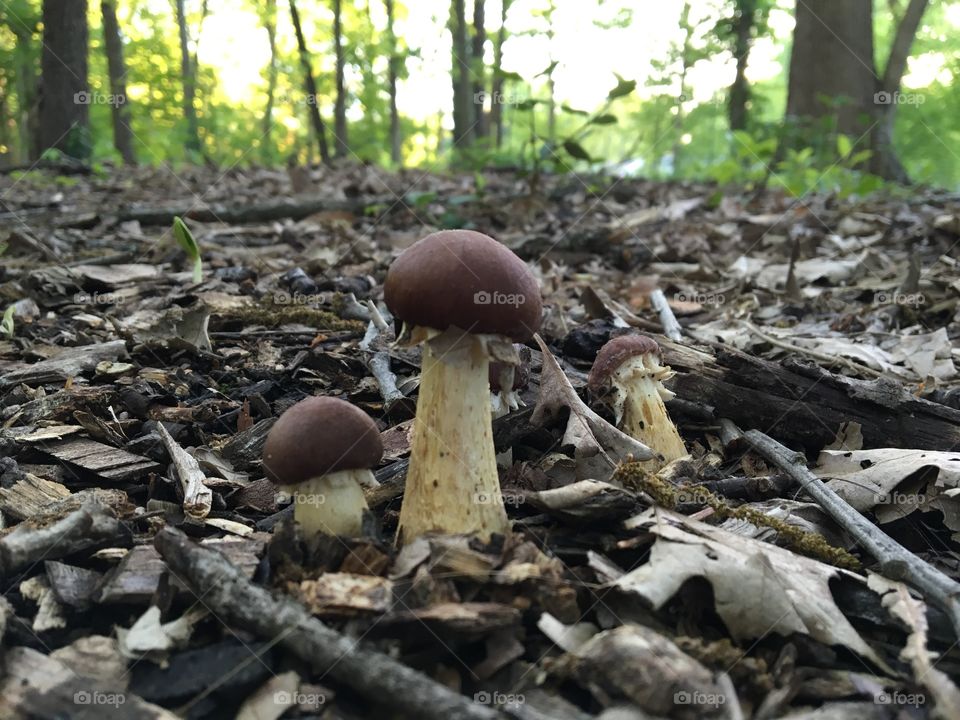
(588, 334, 688, 472)
(384, 229, 542, 544)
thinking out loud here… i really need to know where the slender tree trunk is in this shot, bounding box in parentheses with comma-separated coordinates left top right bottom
(290, 0, 331, 165)
(671, 1, 692, 174)
(12, 26, 40, 161)
(39, 0, 90, 160)
(870, 0, 928, 182)
(385, 0, 401, 164)
(728, 0, 755, 132)
(100, 0, 135, 164)
(490, 0, 511, 148)
(261, 0, 278, 162)
(471, 0, 488, 139)
(175, 0, 202, 155)
(450, 0, 473, 148)
(332, 0, 348, 157)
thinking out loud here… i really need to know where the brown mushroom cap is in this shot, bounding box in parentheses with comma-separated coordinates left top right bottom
(384, 229, 542, 342)
(262, 397, 383, 485)
(587, 334, 662, 394)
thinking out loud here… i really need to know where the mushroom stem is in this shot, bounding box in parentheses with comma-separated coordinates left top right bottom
(612, 356, 687, 471)
(399, 333, 508, 543)
(282, 469, 377, 537)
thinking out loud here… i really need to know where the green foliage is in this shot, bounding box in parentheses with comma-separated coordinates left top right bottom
(172, 216, 203, 283)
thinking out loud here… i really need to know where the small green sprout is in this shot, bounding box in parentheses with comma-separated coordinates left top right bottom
(1, 305, 14, 339)
(172, 216, 203, 284)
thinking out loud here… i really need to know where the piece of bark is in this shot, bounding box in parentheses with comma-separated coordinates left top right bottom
(44, 561, 103, 609)
(153, 526, 505, 720)
(5, 386, 116, 425)
(99, 537, 265, 604)
(0, 646, 177, 719)
(221, 417, 275, 469)
(0, 503, 125, 578)
(657, 335, 960, 452)
(0, 340, 127, 388)
(292, 573, 395, 616)
(155, 423, 212, 519)
(37, 437, 161, 482)
(0, 473, 71, 519)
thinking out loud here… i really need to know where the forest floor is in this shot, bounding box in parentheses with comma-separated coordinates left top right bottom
(0, 162, 959, 719)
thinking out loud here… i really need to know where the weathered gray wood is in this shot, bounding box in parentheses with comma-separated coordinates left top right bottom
(0, 340, 127, 388)
(38, 437, 161, 482)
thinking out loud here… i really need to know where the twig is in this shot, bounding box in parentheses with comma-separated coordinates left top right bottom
(741, 320, 883, 378)
(153, 527, 505, 720)
(649, 289, 682, 341)
(0, 503, 124, 578)
(359, 304, 409, 413)
(739, 425, 960, 639)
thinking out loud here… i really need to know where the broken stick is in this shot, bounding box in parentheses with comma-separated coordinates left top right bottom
(739, 426, 960, 640)
(153, 527, 505, 720)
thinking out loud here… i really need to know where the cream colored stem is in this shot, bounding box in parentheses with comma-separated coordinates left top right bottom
(283, 469, 374, 537)
(399, 334, 508, 543)
(614, 358, 687, 472)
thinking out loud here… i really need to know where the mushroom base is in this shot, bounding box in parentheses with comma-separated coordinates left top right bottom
(614, 359, 687, 472)
(281, 468, 376, 537)
(399, 333, 509, 544)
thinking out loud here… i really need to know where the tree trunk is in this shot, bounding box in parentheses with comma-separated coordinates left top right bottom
(490, 0, 511, 148)
(332, 0, 349, 157)
(728, 0, 755, 132)
(175, 0, 202, 155)
(870, 0, 928, 182)
(12, 24, 41, 162)
(471, 0, 488, 139)
(39, 0, 90, 160)
(261, 0, 278, 162)
(385, 0, 401, 164)
(290, 0, 331, 165)
(100, 0, 135, 164)
(786, 0, 875, 150)
(450, 0, 473, 148)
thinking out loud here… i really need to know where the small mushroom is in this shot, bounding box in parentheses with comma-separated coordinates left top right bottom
(262, 397, 382, 537)
(489, 345, 531, 418)
(588, 335, 686, 472)
(384, 229, 542, 543)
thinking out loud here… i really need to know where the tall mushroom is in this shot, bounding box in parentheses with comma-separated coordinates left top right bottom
(384, 229, 542, 543)
(262, 397, 382, 537)
(588, 335, 686, 472)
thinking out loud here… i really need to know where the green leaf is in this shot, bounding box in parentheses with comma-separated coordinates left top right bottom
(590, 113, 618, 125)
(172, 216, 203, 284)
(1, 305, 14, 339)
(515, 99, 542, 111)
(561, 104, 589, 116)
(607, 76, 636, 100)
(849, 149, 873, 165)
(836, 134, 852, 158)
(495, 70, 524, 83)
(562, 140, 592, 161)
